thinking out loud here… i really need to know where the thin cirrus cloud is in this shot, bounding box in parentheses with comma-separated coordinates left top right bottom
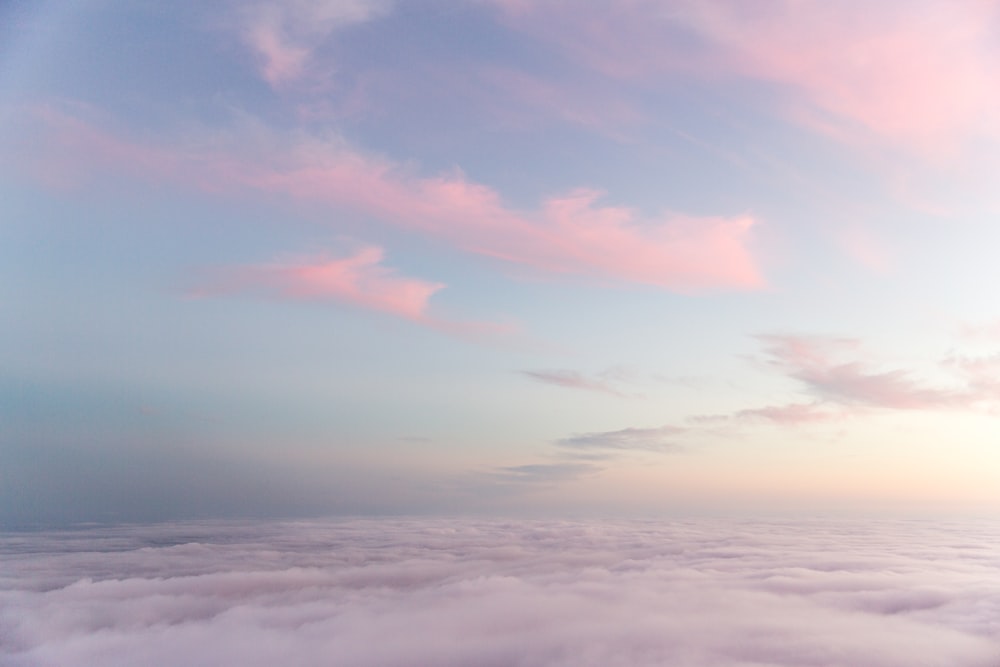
(191, 246, 510, 338)
(735, 401, 841, 425)
(491, 0, 1000, 156)
(22, 106, 765, 293)
(193, 246, 443, 323)
(691, 334, 1000, 428)
(756, 334, 978, 411)
(492, 462, 602, 484)
(498, 424, 685, 481)
(235, 0, 391, 87)
(520, 369, 628, 397)
(556, 425, 685, 455)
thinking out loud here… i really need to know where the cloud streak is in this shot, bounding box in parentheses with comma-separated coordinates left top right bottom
(491, 462, 602, 484)
(691, 333, 1000, 429)
(189, 246, 516, 340)
(194, 246, 443, 322)
(757, 334, 965, 410)
(556, 425, 684, 455)
(736, 401, 840, 425)
(520, 369, 629, 396)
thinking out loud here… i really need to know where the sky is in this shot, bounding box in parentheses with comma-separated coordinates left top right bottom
(3, 0, 1000, 524)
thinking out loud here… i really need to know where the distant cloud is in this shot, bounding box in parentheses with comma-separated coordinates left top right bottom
(736, 401, 840, 425)
(757, 334, 965, 410)
(3, 518, 999, 666)
(520, 369, 630, 397)
(685, 334, 1000, 433)
(492, 462, 602, 484)
(494, 424, 682, 485)
(192, 246, 512, 338)
(236, 0, 391, 87)
(556, 425, 684, 455)
(195, 246, 442, 321)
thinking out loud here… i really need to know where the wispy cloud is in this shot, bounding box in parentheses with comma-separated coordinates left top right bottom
(193, 246, 443, 321)
(22, 106, 765, 293)
(496, 423, 685, 488)
(492, 0, 1000, 157)
(520, 369, 630, 397)
(757, 334, 965, 410)
(191, 246, 512, 339)
(692, 334, 1000, 428)
(491, 462, 602, 484)
(736, 401, 841, 425)
(235, 0, 391, 87)
(556, 425, 684, 455)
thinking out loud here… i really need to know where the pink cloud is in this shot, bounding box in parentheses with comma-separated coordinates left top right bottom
(944, 354, 1000, 408)
(244, 20, 309, 86)
(757, 335, 965, 410)
(195, 246, 443, 322)
(25, 107, 765, 292)
(492, 0, 1000, 156)
(192, 245, 515, 339)
(694, 335, 1000, 428)
(683, 1, 1000, 154)
(251, 170, 763, 291)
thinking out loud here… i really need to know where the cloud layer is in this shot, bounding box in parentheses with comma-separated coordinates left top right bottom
(3, 518, 999, 667)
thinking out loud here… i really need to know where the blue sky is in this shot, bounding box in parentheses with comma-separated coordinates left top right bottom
(4, 0, 1000, 524)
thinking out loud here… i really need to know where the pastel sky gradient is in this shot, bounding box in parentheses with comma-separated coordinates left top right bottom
(4, 0, 1000, 524)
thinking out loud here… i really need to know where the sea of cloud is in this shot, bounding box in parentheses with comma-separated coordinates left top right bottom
(2, 517, 1000, 666)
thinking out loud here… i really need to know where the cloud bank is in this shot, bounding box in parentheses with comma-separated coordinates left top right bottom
(3, 518, 999, 667)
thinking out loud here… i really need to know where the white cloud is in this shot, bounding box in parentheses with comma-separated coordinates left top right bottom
(2, 518, 1000, 666)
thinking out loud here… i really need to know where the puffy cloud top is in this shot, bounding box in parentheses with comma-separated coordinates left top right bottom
(2, 517, 1000, 666)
